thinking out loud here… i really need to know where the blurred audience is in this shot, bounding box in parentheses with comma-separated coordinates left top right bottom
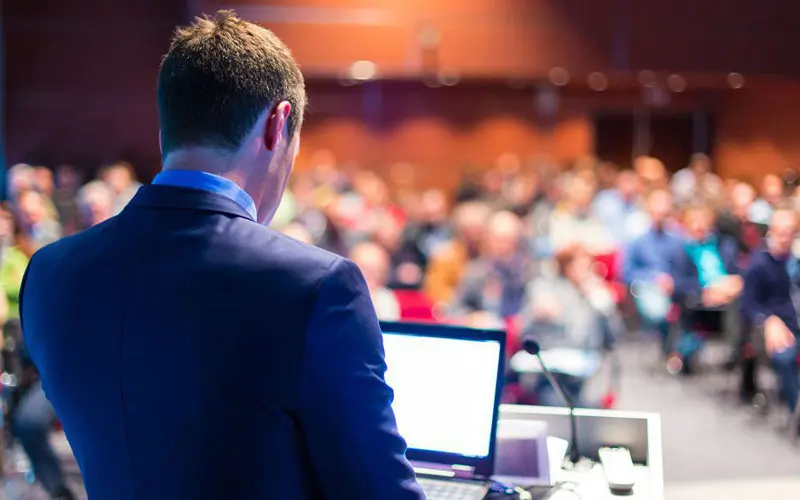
(592, 169, 648, 246)
(750, 173, 784, 225)
(671, 153, 724, 208)
(549, 171, 614, 255)
(77, 181, 116, 229)
(671, 204, 742, 373)
(624, 189, 682, 356)
(17, 190, 62, 253)
(424, 201, 491, 305)
(3, 151, 798, 415)
(741, 205, 800, 417)
(350, 241, 401, 321)
(451, 211, 531, 320)
(100, 161, 142, 215)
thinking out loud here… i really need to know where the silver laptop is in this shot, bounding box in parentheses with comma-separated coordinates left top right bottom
(380, 321, 506, 500)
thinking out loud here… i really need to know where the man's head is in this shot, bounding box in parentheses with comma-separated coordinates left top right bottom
(564, 173, 596, 213)
(8, 164, 35, 199)
(77, 181, 116, 227)
(484, 210, 522, 261)
(767, 205, 798, 258)
(33, 167, 55, 196)
(350, 241, 391, 292)
(683, 203, 716, 241)
(729, 181, 756, 220)
(646, 189, 673, 227)
(17, 190, 48, 226)
(157, 10, 306, 224)
(616, 169, 640, 200)
(555, 244, 593, 284)
(452, 201, 492, 248)
(689, 153, 712, 175)
(56, 164, 80, 192)
(761, 174, 784, 206)
(101, 161, 137, 195)
(420, 189, 448, 225)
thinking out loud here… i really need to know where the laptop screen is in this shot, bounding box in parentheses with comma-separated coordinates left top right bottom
(381, 324, 504, 468)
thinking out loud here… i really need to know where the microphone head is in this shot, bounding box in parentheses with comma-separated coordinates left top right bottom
(522, 337, 541, 356)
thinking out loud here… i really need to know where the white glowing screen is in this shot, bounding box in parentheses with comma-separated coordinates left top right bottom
(382, 332, 501, 458)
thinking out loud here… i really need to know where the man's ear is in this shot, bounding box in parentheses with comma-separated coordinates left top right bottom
(264, 102, 292, 151)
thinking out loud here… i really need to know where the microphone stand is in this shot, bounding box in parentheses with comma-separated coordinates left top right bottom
(522, 337, 581, 465)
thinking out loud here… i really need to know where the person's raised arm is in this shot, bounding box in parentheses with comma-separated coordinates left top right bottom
(296, 258, 424, 500)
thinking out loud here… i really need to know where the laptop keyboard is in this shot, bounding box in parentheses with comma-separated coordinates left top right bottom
(417, 478, 488, 500)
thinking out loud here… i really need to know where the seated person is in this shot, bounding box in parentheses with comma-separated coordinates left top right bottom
(548, 173, 615, 256)
(424, 201, 491, 305)
(350, 241, 401, 321)
(450, 211, 532, 320)
(517, 245, 618, 407)
(623, 189, 683, 356)
(671, 203, 742, 374)
(741, 205, 799, 417)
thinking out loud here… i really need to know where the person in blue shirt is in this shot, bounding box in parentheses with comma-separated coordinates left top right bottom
(623, 189, 683, 356)
(592, 169, 649, 246)
(671, 203, 742, 374)
(741, 205, 799, 416)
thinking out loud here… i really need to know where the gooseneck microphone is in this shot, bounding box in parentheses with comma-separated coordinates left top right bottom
(522, 337, 581, 464)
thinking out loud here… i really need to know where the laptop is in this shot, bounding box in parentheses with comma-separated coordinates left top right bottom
(380, 321, 506, 500)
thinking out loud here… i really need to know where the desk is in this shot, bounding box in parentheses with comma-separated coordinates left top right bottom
(499, 405, 664, 500)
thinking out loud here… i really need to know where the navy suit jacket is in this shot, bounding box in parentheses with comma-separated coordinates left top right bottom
(20, 185, 424, 500)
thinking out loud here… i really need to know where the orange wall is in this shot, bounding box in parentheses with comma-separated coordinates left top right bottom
(715, 84, 800, 185)
(295, 83, 593, 189)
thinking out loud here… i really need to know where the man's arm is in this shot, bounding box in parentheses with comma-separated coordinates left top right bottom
(296, 258, 424, 500)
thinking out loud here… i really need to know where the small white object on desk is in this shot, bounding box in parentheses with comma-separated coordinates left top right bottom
(598, 446, 636, 494)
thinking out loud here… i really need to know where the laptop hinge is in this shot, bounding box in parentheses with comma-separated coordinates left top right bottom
(414, 462, 478, 480)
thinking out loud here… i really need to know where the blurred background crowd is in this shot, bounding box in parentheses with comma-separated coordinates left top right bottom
(3, 151, 798, 414)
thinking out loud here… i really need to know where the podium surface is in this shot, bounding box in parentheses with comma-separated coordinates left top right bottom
(499, 404, 664, 500)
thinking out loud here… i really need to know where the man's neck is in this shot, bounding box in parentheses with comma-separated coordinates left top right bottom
(162, 148, 240, 183)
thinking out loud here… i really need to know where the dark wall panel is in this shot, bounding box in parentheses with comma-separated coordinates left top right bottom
(4, 0, 186, 176)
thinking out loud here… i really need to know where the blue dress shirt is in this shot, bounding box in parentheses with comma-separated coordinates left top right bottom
(152, 170, 257, 220)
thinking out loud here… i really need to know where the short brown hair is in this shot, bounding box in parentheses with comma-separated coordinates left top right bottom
(554, 244, 590, 276)
(157, 10, 306, 156)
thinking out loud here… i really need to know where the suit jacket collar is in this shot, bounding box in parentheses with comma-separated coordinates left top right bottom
(125, 184, 256, 222)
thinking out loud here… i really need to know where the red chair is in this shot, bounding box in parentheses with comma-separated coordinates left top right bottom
(592, 251, 627, 304)
(393, 289, 436, 322)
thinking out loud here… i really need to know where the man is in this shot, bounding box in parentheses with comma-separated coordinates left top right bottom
(671, 204, 742, 373)
(350, 241, 401, 321)
(741, 205, 800, 416)
(76, 180, 116, 229)
(21, 11, 422, 500)
(670, 153, 724, 208)
(17, 190, 62, 251)
(592, 169, 649, 246)
(451, 210, 531, 319)
(749, 173, 785, 225)
(716, 181, 766, 398)
(716, 181, 764, 269)
(100, 160, 143, 215)
(424, 200, 491, 304)
(623, 189, 683, 356)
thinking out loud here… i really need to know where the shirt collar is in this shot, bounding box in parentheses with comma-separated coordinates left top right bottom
(152, 170, 257, 220)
